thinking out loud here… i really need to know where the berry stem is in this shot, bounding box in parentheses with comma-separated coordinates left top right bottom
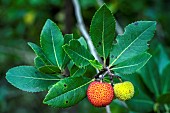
(109, 74, 113, 86)
(100, 71, 108, 80)
(94, 68, 107, 79)
(107, 67, 122, 83)
(94, 66, 123, 83)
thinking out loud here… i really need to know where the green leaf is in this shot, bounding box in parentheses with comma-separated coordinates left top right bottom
(157, 93, 170, 104)
(29, 42, 62, 74)
(161, 63, 170, 94)
(43, 77, 92, 108)
(40, 19, 64, 69)
(109, 21, 156, 67)
(78, 37, 88, 49)
(34, 56, 45, 68)
(38, 65, 60, 74)
(67, 60, 74, 72)
(90, 4, 115, 61)
(62, 34, 73, 69)
(111, 53, 151, 74)
(70, 65, 86, 77)
(89, 60, 103, 70)
(155, 45, 169, 75)
(64, 34, 73, 44)
(28, 42, 52, 65)
(133, 86, 139, 97)
(63, 40, 94, 68)
(126, 95, 154, 112)
(138, 58, 160, 98)
(6, 66, 60, 92)
(84, 65, 96, 78)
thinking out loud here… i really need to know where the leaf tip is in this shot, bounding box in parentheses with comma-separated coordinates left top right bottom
(5, 69, 10, 81)
(99, 3, 110, 10)
(27, 42, 34, 47)
(152, 21, 157, 25)
(43, 97, 48, 104)
(46, 19, 53, 23)
(148, 21, 157, 28)
(102, 3, 107, 6)
(44, 19, 56, 27)
(27, 42, 31, 45)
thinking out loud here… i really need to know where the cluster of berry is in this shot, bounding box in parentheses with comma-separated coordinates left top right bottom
(87, 81, 134, 107)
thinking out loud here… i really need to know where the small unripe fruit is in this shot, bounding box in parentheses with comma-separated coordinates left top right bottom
(87, 81, 114, 107)
(114, 81, 134, 101)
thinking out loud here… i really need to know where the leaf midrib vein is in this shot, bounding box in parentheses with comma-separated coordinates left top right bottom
(65, 46, 90, 62)
(102, 7, 105, 61)
(51, 29, 60, 69)
(30, 44, 53, 65)
(72, 69, 81, 77)
(9, 75, 60, 81)
(46, 79, 93, 102)
(112, 62, 143, 70)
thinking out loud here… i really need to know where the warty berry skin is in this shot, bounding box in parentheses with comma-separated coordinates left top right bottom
(87, 81, 114, 107)
(114, 81, 134, 101)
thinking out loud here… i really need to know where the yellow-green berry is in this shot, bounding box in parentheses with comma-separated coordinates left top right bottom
(114, 81, 134, 101)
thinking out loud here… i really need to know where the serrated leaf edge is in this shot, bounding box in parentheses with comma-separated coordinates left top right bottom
(40, 19, 64, 69)
(62, 39, 94, 68)
(38, 65, 60, 73)
(90, 4, 116, 60)
(6, 66, 60, 93)
(112, 53, 152, 75)
(43, 78, 94, 105)
(28, 42, 53, 65)
(109, 21, 156, 67)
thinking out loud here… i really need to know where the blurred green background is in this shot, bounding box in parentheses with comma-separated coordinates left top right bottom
(1, 0, 170, 113)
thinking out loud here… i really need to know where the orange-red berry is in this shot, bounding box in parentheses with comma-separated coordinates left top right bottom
(87, 81, 114, 107)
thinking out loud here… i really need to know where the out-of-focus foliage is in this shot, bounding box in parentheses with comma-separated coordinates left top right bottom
(121, 43, 170, 112)
(0, 0, 64, 69)
(1, 0, 170, 113)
